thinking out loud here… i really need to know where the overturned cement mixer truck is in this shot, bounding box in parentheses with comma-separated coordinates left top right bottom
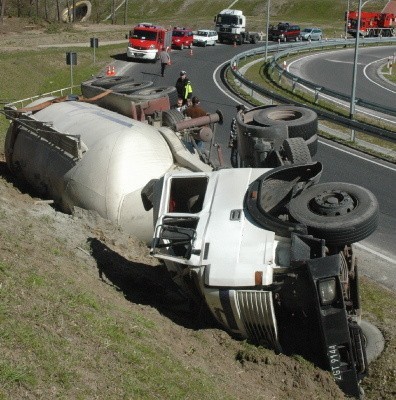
(4, 75, 379, 398)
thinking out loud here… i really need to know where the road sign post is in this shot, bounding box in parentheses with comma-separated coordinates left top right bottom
(66, 52, 77, 93)
(90, 37, 99, 64)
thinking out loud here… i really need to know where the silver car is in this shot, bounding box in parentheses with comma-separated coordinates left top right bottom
(300, 27, 323, 41)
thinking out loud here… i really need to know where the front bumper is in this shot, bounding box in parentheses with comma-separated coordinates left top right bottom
(126, 46, 157, 60)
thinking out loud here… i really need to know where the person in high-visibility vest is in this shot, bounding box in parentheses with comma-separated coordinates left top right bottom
(175, 70, 193, 105)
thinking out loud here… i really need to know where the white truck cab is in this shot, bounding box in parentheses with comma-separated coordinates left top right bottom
(151, 163, 379, 398)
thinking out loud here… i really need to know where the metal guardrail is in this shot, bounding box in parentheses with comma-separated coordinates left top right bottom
(229, 37, 396, 140)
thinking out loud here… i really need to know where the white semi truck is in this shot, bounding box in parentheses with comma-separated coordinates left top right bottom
(214, 9, 260, 44)
(3, 76, 379, 398)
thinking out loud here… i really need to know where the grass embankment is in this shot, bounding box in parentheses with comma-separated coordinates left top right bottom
(0, 43, 125, 144)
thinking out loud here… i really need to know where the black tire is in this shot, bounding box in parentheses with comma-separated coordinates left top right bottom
(360, 320, 384, 364)
(162, 109, 185, 128)
(289, 182, 379, 246)
(129, 86, 178, 104)
(252, 105, 318, 140)
(110, 81, 153, 94)
(90, 75, 135, 89)
(282, 137, 312, 164)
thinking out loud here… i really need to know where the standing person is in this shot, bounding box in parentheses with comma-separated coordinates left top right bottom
(229, 104, 245, 168)
(175, 71, 193, 105)
(159, 47, 170, 77)
(184, 96, 207, 119)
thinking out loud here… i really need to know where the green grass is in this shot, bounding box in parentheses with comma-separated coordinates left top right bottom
(0, 43, 125, 143)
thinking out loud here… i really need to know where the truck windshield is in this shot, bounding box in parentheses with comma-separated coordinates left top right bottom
(172, 31, 184, 37)
(132, 29, 157, 40)
(217, 15, 239, 25)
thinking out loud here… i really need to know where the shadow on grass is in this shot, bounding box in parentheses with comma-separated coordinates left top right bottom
(88, 236, 221, 331)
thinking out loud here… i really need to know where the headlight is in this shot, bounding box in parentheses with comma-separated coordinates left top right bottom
(149, 44, 155, 49)
(318, 278, 337, 305)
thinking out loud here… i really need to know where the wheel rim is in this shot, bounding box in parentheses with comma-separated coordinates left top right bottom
(309, 190, 355, 216)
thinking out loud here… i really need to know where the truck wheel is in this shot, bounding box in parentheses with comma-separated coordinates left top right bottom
(251, 105, 318, 141)
(110, 81, 153, 94)
(130, 86, 177, 102)
(162, 109, 185, 129)
(89, 75, 136, 89)
(282, 138, 311, 164)
(289, 182, 379, 246)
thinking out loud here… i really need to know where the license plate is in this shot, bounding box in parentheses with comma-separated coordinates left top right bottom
(327, 345, 343, 381)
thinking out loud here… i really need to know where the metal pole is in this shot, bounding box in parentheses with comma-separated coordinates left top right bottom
(70, 63, 73, 93)
(345, 0, 350, 39)
(349, 0, 362, 120)
(93, 36, 96, 64)
(265, 0, 270, 62)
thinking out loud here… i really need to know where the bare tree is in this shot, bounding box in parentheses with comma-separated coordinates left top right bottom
(1, 0, 6, 24)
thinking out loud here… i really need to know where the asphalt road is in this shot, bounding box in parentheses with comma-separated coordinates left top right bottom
(114, 42, 396, 277)
(287, 45, 396, 121)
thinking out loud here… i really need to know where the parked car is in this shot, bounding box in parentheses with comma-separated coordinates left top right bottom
(268, 23, 301, 42)
(193, 30, 218, 46)
(300, 27, 323, 41)
(171, 27, 193, 49)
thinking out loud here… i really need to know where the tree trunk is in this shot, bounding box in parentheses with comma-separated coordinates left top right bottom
(1, 0, 6, 24)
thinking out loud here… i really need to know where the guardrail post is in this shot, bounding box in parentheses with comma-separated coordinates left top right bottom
(292, 78, 298, 93)
(350, 128, 356, 142)
(278, 70, 283, 84)
(315, 87, 322, 104)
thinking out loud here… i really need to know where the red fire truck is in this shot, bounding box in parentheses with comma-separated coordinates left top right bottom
(127, 23, 172, 62)
(346, 10, 395, 37)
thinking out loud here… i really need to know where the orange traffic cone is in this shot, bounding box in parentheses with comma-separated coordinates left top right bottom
(106, 66, 111, 76)
(111, 66, 116, 76)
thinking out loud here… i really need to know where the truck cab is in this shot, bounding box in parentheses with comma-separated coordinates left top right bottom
(151, 163, 378, 398)
(215, 9, 246, 43)
(127, 23, 172, 61)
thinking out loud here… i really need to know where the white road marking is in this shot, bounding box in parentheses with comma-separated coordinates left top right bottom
(287, 55, 396, 125)
(363, 57, 396, 94)
(355, 243, 396, 265)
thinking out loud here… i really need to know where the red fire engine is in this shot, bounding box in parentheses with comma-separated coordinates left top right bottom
(127, 23, 172, 62)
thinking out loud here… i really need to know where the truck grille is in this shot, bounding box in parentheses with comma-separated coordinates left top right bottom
(235, 290, 280, 349)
